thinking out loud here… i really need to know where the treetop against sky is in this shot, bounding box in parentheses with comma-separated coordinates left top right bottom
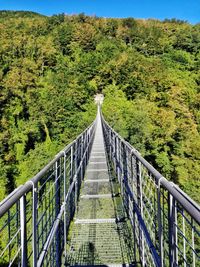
(0, 0, 199, 24)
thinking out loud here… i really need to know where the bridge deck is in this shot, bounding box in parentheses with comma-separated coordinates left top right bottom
(65, 111, 136, 266)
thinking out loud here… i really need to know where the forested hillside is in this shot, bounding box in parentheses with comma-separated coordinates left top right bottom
(0, 11, 199, 203)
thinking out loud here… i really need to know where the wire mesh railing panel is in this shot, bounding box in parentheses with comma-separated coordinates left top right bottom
(26, 191, 34, 264)
(140, 166, 158, 249)
(0, 201, 21, 266)
(41, 212, 65, 267)
(102, 114, 200, 267)
(0, 119, 96, 267)
(159, 186, 170, 263)
(37, 165, 57, 260)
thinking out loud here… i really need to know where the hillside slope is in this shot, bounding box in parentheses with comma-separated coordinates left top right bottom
(0, 12, 199, 202)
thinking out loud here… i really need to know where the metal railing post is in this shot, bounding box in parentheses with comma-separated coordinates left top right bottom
(174, 201, 178, 265)
(109, 129, 112, 159)
(8, 210, 11, 262)
(20, 195, 27, 267)
(70, 145, 74, 183)
(113, 134, 116, 168)
(130, 152, 137, 263)
(86, 132, 89, 164)
(75, 140, 78, 207)
(119, 139, 123, 187)
(55, 160, 61, 267)
(157, 180, 163, 267)
(70, 144, 74, 218)
(122, 143, 129, 213)
(63, 152, 67, 257)
(115, 137, 120, 182)
(82, 133, 86, 177)
(32, 182, 38, 267)
(182, 211, 186, 267)
(168, 193, 177, 267)
(114, 136, 117, 174)
(81, 135, 84, 180)
(192, 219, 195, 267)
(120, 139, 124, 195)
(136, 158, 145, 266)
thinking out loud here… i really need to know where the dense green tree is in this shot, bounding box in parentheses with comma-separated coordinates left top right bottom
(0, 11, 199, 204)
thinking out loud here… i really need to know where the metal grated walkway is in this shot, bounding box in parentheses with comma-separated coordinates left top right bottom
(65, 109, 136, 266)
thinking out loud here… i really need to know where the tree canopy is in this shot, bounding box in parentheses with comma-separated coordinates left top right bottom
(0, 11, 199, 203)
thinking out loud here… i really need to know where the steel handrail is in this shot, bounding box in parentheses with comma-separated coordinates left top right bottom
(0, 119, 96, 218)
(101, 114, 200, 225)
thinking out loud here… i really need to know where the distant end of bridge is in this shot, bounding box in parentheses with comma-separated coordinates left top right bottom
(94, 94, 104, 105)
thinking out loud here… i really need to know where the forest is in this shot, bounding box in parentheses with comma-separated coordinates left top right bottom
(0, 11, 199, 203)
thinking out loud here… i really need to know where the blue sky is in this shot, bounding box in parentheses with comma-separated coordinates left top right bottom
(0, 0, 199, 24)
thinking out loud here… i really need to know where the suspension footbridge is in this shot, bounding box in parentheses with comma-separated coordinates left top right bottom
(0, 97, 199, 267)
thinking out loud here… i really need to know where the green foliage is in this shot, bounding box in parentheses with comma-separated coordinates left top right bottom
(0, 11, 199, 205)
(0, 12, 97, 201)
(0, 10, 45, 19)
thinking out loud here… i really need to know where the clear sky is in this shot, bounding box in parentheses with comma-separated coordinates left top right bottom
(0, 0, 199, 24)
